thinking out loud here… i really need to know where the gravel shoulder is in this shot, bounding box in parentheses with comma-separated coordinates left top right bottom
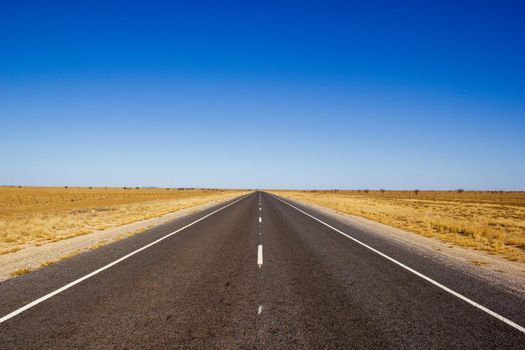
(285, 196, 525, 298)
(0, 195, 238, 282)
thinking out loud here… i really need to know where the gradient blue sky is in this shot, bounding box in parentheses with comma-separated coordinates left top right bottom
(1, 1, 524, 189)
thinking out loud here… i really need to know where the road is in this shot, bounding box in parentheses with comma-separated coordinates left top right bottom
(1, 192, 524, 348)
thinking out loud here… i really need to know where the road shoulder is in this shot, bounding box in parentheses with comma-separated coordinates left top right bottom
(0, 195, 238, 282)
(281, 196, 525, 298)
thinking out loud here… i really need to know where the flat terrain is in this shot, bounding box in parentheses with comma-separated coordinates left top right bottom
(0, 187, 242, 255)
(277, 190, 525, 262)
(0, 197, 239, 281)
(1, 192, 524, 348)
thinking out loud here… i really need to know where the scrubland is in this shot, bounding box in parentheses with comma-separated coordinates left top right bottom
(277, 190, 525, 262)
(0, 186, 242, 255)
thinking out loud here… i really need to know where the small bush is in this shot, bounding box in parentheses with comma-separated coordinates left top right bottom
(11, 267, 32, 277)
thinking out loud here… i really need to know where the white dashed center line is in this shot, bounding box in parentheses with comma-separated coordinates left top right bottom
(256, 195, 264, 316)
(257, 244, 263, 268)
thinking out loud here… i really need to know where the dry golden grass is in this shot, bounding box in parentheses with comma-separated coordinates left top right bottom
(277, 190, 525, 263)
(0, 186, 243, 255)
(10, 267, 32, 277)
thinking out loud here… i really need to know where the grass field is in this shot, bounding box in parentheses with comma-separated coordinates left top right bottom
(0, 186, 243, 255)
(277, 190, 525, 263)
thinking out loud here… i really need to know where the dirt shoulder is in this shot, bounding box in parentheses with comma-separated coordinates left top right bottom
(0, 195, 238, 282)
(284, 196, 525, 297)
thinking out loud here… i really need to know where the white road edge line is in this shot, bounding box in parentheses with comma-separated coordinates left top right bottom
(258, 244, 263, 268)
(259, 217, 262, 223)
(0, 193, 253, 324)
(258, 304, 263, 315)
(272, 194, 525, 334)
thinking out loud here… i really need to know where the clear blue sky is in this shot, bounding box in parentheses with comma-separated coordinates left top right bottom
(1, 1, 524, 190)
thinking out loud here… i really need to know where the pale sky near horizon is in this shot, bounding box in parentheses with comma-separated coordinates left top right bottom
(1, 1, 524, 190)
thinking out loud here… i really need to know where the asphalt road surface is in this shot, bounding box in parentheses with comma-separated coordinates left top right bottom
(1, 192, 524, 349)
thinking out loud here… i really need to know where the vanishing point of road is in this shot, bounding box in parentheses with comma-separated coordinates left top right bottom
(1, 192, 524, 348)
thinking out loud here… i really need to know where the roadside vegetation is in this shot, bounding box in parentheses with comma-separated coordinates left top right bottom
(0, 186, 243, 255)
(276, 190, 525, 263)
